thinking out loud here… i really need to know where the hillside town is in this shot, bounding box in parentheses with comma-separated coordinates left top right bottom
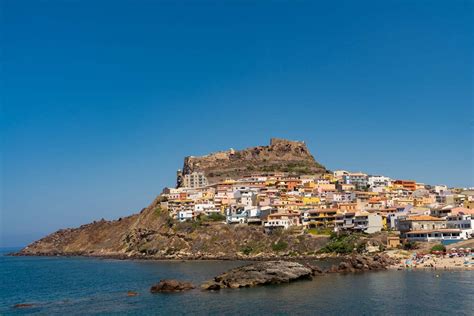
(160, 170, 474, 246)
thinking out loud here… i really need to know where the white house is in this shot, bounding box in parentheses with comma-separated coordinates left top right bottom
(368, 175, 392, 191)
(333, 170, 349, 178)
(194, 203, 217, 214)
(264, 212, 301, 230)
(240, 191, 257, 207)
(446, 214, 473, 239)
(226, 207, 249, 224)
(433, 185, 448, 195)
(327, 192, 356, 203)
(334, 212, 383, 234)
(405, 229, 463, 242)
(178, 209, 195, 222)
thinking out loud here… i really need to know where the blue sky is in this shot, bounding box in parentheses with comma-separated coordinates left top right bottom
(1, 0, 472, 247)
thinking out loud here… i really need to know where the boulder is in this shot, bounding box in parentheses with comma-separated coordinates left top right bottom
(310, 264, 324, 274)
(201, 261, 315, 290)
(150, 280, 195, 293)
(327, 254, 396, 273)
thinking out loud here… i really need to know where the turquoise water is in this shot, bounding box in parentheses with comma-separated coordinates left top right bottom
(1, 249, 473, 315)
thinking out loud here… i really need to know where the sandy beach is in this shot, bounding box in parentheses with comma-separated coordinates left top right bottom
(388, 251, 474, 270)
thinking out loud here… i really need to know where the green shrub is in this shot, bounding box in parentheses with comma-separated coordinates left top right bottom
(272, 240, 288, 252)
(241, 246, 253, 255)
(319, 233, 362, 254)
(307, 228, 333, 236)
(192, 220, 202, 229)
(204, 213, 226, 221)
(154, 207, 162, 215)
(403, 241, 418, 250)
(165, 216, 175, 228)
(320, 240, 354, 254)
(431, 244, 446, 252)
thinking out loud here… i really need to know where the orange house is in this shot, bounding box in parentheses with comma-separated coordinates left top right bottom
(284, 179, 301, 191)
(393, 180, 417, 191)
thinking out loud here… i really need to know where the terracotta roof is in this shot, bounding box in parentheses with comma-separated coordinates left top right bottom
(306, 208, 338, 213)
(451, 207, 474, 215)
(377, 208, 398, 212)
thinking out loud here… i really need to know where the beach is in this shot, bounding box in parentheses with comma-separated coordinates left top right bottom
(388, 250, 474, 270)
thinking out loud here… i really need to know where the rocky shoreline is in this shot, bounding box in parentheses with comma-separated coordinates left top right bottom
(7, 252, 356, 261)
(9, 250, 344, 261)
(10, 250, 399, 270)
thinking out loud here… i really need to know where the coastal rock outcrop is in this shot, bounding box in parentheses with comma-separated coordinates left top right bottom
(16, 197, 329, 259)
(327, 254, 398, 273)
(201, 261, 315, 290)
(150, 280, 195, 293)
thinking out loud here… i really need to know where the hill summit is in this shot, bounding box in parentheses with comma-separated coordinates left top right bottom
(179, 138, 328, 185)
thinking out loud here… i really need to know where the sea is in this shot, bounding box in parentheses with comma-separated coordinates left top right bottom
(1, 248, 473, 315)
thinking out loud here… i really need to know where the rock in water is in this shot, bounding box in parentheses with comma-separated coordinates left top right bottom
(327, 254, 398, 273)
(201, 261, 315, 290)
(13, 303, 35, 308)
(150, 280, 195, 293)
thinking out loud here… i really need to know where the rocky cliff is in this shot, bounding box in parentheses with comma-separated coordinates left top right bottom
(180, 138, 328, 184)
(16, 195, 329, 259)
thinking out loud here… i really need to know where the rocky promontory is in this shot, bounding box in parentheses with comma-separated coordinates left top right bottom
(201, 255, 397, 290)
(15, 195, 330, 259)
(201, 261, 316, 290)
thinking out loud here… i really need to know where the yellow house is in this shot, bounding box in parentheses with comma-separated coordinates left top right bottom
(315, 183, 336, 191)
(302, 209, 339, 228)
(394, 197, 414, 206)
(465, 200, 474, 209)
(322, 173, 336, 182)
(201, 190, 215, 200)
(413, 196, 435, 207)
(302, 181, 316, 189)
(302, 196, 321, 205)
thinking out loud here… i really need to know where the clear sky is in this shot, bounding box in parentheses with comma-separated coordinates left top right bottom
(1, 0, 472, 247)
